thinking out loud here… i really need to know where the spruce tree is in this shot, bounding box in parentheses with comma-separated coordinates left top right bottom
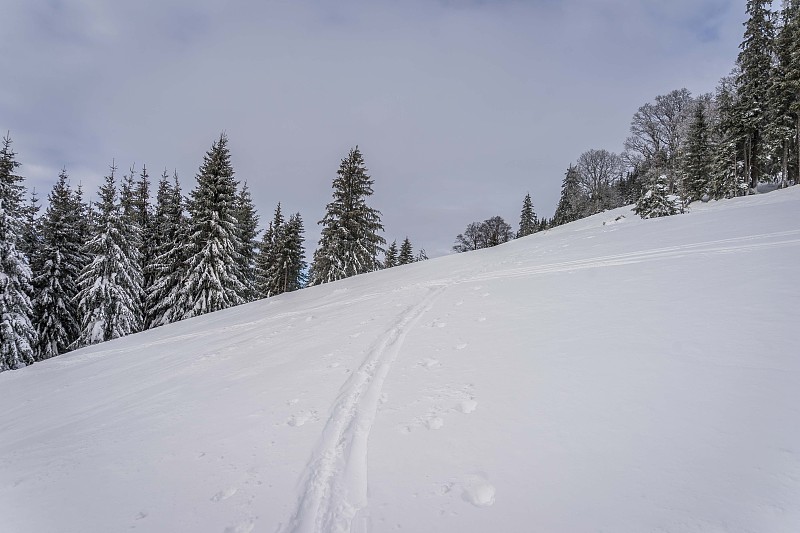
(33, 170, 83, 359)
(634, 173, 679, 219)
(76, 166, 144, 346)
(398, 237, 414, 265)
(256, 203, 285, 297)
(0, 134, 36, 371)
(682, 101, 714, 201)
(309, 146, 385, 285)
(146, 171, 189, 328)
(133, 166, 156, 319)
(384, 240, 398, 268)
(175, 133, 245, 318)
(281, 213, 307, 292)
(736, 0, 776, 189)
(771, 0, 800, 186)
(415, 248, 428, 262)
(553, 165, 584, 226)
(517, 192, 537, 237)
(234, 182, 259, 302)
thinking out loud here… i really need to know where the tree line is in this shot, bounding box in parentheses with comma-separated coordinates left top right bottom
(1, 137, 424, 372)
(453, 0, 799, 251)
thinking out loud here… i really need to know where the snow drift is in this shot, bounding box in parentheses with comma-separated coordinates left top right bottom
(2, 188, 799, 533)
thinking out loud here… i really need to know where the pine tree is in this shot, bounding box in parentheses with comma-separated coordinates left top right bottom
(737, 0, 776, 190)
(146, 171, 189, 328)
(76, 166, 144, 346)
(33, 170, 84, 359)
(0, 134, 36, 371)
(415, 248, 428, 262)
(234, 182, 259, 302)
(517, 192, 538, 237)
(175, 133, 245, 318)
(553, 165, 584, 226)
(309, 146, 385, 285)
(398, 237, 414, 265)
(384, 240, 398, 268)
(682, 101, 714, 201)
(634, 173, 679, 219)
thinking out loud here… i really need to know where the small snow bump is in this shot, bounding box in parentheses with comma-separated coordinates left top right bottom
(462, 483, 495, 507)
(427, 417, 444, 430)
(458, 400, 478, 414)
(455, 343, 468, 351)
(418, 358, 440, 369)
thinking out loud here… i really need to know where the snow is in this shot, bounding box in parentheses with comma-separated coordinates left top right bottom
(2, 189, 800, 532)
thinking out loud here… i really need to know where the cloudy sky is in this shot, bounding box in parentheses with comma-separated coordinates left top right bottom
(2, 0, 745, 257)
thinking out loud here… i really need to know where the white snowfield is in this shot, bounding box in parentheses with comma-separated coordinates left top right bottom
(2, 189, 800, 533)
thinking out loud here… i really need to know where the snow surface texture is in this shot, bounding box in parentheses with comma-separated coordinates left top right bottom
(2, 189, 800, 532)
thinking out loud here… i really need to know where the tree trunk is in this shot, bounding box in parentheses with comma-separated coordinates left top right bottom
(782, 139, 788, 189)
(744, 137, 751, 195)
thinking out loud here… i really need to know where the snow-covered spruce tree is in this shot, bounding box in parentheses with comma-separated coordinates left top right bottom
(398, 237, 414, 265)
(75, 166, 144, 346)
(383, 240, 398, 268)
(146, 171, 190, 328)
(0, 134, 36, 371)
(634, 173, 679, 219)
(309, 146, 385, 285)
(33, 170, 84, 359)
(256, 205, 306, 296)
(415, 248, 428, 262)
(234, 182, 259, 302)
(256, 202, 285, 297)
(553, 165, 585, 226)
(118, 166, 146, 321)
(770, 0, 800, 187)
(737, 0, 776, 190)
(281, 213, 307, 292)
(682, 101, 714, 202)
(132, 165, 156, 319)
(175, 133, 245, 318)
(20, 188, 42, 273)
(517, 192, 537, 238)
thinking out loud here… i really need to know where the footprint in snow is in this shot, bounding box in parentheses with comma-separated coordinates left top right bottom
(455, 343, 468, 351)
(458, 399, 478, 414)
(211, 487, 238, 502)
(418, 358, 441, 369)
(287, 410, 317, 427)
(223, 519, 255, 533)
(349, 332, 362, 339)
(427, 417, 444, 430)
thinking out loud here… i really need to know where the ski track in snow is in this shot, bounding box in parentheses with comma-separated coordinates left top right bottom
(282, 285, 446, 533)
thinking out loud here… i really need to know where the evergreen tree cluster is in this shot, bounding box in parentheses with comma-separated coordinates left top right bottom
(0, 134, 420, 372)
(543, 0, 800, 224)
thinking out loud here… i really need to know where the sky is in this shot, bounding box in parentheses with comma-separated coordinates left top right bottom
(1, 0, 746, 257)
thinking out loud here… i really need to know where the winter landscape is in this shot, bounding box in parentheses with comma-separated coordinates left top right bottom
(2, 1, 800, 532)
(2, 187, 800, 532)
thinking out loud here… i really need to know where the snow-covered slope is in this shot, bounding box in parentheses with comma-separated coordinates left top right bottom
(2, 189, 800, 533)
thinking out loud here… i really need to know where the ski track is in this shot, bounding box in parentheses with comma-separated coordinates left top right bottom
(282, 285, 446, 533)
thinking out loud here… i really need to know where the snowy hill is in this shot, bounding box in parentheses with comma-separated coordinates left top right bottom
(2, 189, 800, 533)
